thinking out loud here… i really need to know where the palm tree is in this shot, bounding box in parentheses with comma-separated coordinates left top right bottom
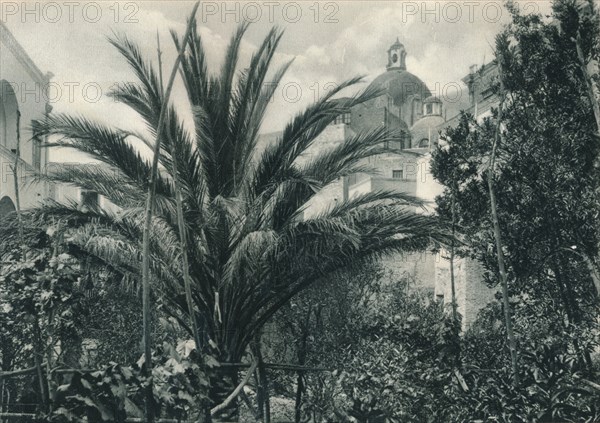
(33, 15, 448, 417)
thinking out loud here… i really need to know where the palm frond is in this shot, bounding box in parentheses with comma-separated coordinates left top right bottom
(108, 32, 163, 118)
(230, 27, 287, 191)
(300, 127, 408, 185)
(35, 114, 175, 204)
(249, 77, 383, 202)
(324, 190, 424, 217)
(39, 163, 145, 208)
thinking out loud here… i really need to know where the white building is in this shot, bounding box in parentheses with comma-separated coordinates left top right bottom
(259, 40, 498, 329)
(0, 21, 53, 218)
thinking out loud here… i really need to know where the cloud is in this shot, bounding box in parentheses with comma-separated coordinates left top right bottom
(2, 1, 551, 159)
(257, 1, 541, 131)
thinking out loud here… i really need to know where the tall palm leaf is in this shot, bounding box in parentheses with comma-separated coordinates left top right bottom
(30, 13, 449, 414)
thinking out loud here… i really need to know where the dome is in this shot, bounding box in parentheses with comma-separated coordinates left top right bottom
(410, 114, 445, 149)
(368, 70, 431, 107)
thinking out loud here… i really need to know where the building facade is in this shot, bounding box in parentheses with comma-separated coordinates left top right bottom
(263, 40, 500, 329)
(0, 23, 115, 218)
(0, 22, 53, 219)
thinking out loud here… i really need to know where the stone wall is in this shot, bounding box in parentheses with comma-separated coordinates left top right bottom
(463, 259, 497, 329)
(435, 253, 496, 331)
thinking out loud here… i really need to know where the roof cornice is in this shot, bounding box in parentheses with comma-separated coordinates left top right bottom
(0, 20, 50, 84)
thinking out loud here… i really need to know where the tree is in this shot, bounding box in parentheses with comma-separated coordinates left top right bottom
(265, 261, 387, 421)
(431, 0, 600, 379)
(0, 229, 86, 413)
(30, 12, 447, 418)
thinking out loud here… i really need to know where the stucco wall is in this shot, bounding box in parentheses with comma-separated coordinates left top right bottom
(0, 24, 51, 212)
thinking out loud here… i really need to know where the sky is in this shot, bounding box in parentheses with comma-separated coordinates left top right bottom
(1, 1, 554, 162)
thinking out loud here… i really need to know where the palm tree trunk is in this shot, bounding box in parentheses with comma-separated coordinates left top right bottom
(140, 5, 199, 421)
(560, 29, 599, 364)
(255, 365, 264, 421)
(575, 29, 600, 303)
(258, 359, 270, 423)
(294, 371, 304, 423)
(252, 339, 270, 423)
(210, 365, 240, 422)
(488, 170, 519, 386)
(294, 304, 312, 423)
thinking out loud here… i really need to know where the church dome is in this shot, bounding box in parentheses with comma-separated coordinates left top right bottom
(369, 70, 431, 107)
(410, 114, 445, 149)
(368, 38, 431, 107)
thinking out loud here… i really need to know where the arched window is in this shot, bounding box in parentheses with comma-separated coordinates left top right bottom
(32, 131, 42, 170)
(418, 138, 429, 148)
(0, 196, 16, 220)
(411, 97, 422, 126)
(400, 133, 410, 150)
(0, 80, 19, 153)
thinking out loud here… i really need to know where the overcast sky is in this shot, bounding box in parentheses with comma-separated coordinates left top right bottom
(1, 1, 553, 162)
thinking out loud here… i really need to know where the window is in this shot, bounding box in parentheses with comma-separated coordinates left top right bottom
(0, 196, 16, 220)
(392, 170, 404, 179)
(481, 86, 494, 100)
(32, 137, 41, 170)
(80, 190, 99, 209)
(389, 140, 402, 150)
(400, 134, 409, 150)
(418, 138, 429, 148)
(426, 103, 433, 115)
(0, 80, 19, 153)
(333, 113, 351, 125)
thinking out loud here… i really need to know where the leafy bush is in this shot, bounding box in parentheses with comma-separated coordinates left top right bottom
(332, 288, 463, 423)
(0, 229, 214, 420)
(50, 339, 211, 422)
(273, 268, 600, 422)
(456, 297, 600, 423)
